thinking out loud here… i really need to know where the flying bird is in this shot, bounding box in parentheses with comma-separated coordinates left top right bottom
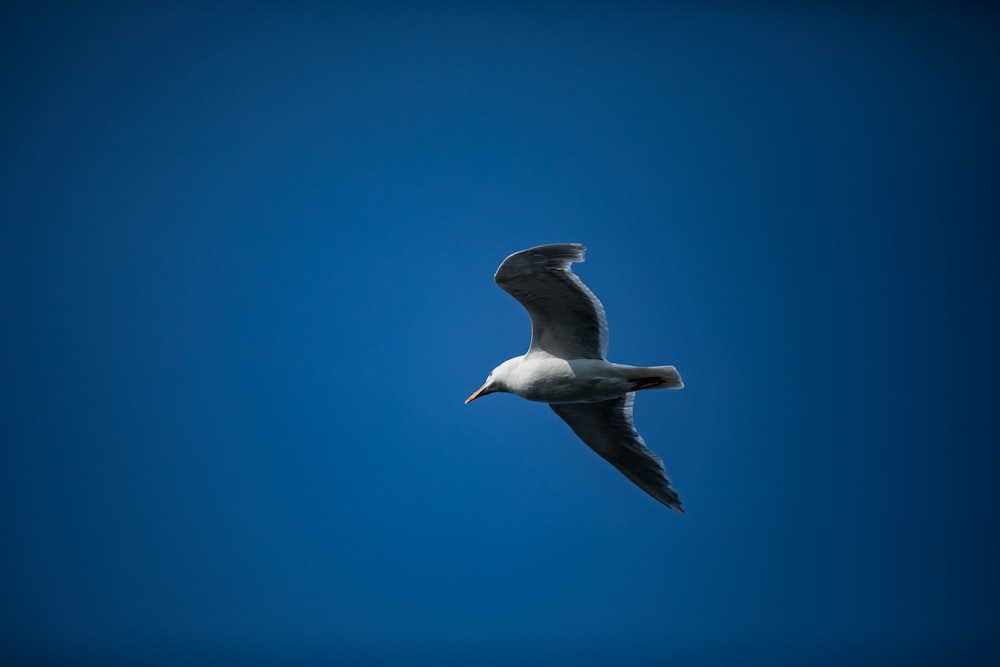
(465, 243, 686, 513)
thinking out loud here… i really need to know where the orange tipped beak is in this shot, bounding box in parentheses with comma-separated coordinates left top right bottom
(465, 383, 489, 404)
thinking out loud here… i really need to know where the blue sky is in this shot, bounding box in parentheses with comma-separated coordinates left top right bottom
(2, 3, 998, 665)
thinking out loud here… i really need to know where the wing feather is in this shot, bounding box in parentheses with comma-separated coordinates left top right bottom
(550, 393, 684, 513)
(494, 243, 608, 360)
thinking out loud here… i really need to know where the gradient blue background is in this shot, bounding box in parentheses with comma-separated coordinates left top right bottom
(2, 3, 998, 665)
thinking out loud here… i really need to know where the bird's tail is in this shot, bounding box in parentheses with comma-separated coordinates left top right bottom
(626, 365, 684, 391)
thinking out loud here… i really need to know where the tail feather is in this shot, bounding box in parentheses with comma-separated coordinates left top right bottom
(628, 365, 683, 391)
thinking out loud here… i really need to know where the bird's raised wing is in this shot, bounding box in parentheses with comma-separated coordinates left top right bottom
(550, 393, 684, 513)
(494, 243, 608, 360)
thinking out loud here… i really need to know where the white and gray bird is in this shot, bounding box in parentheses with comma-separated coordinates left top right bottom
(465, 243, 686, 513)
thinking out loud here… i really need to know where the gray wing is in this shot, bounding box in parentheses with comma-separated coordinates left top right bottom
(550, 393, 684, 513)
(494, 243, 608, 360)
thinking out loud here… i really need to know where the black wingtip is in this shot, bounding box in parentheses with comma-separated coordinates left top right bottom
(658, 495, 685, 514)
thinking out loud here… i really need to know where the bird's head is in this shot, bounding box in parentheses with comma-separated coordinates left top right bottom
(464, 358, 518, 404)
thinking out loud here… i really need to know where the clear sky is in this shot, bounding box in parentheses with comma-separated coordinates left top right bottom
(2, 3, 998, 666)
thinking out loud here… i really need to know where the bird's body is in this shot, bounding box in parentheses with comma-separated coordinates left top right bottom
(466, 243, 686, 513)
(487, 354, 681, 404)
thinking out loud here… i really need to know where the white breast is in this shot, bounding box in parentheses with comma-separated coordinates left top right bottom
(507, 356, 633, 403)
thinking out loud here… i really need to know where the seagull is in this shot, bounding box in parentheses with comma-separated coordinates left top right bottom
(465, 243, 686, 513)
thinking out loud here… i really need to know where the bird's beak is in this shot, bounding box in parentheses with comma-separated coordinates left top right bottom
(465, 383, 489, 404)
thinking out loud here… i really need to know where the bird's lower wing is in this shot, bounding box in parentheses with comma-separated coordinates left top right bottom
(550, 393, 684, 513)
